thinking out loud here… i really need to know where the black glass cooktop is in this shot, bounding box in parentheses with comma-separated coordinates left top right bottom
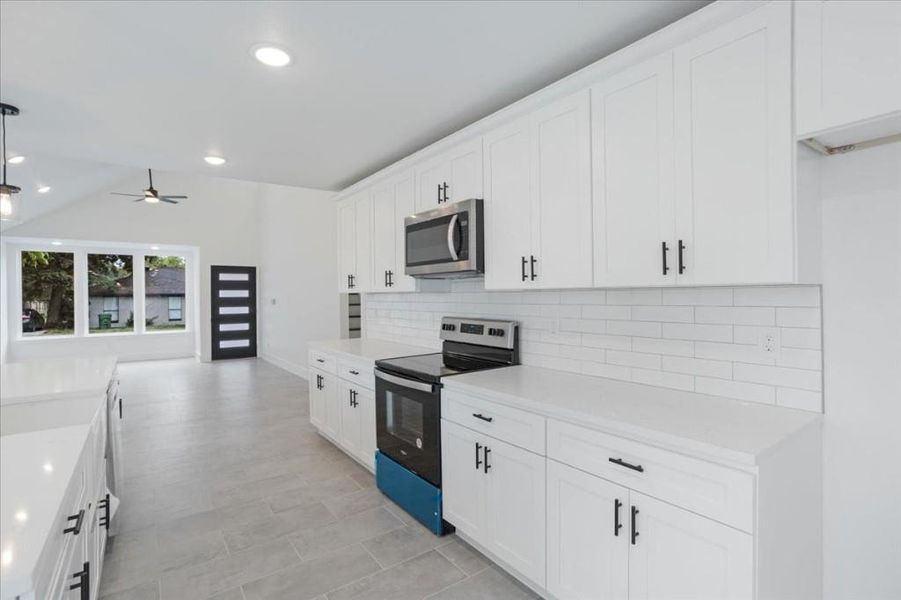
(375, 352, 505, 383)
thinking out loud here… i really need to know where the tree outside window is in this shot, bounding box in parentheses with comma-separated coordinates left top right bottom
(88, 254, 134, 333)
(145, 255, 186, 331)
(21, 251, 75, 336)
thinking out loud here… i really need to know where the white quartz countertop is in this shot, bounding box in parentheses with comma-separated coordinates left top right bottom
(309, 338, 434, 364)
(0, 356, 117, 405)
(0, 424, 92, 599)
(443, 366, 821, 466)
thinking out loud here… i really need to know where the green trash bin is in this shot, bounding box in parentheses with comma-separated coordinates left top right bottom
(98, 313, 112, 329)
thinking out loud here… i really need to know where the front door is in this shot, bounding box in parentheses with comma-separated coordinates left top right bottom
(210, 265, 257, 360)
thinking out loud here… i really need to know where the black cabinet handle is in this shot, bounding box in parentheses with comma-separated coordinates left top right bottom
(437, 183, 442, 203)
(70, 562, 90, 600)
(99, 494, 111, 529)
(441, 182, 449, 203)
(661, 241, 670, 275)
(64, 509, 85, 535)
(475, 442, 483, 470)
(678, 239, 686, 274)
(316, 358, 325, 363)
(614, 498, 623, 537)
(530, 255, 537, 280)
(472, 413, 493, 423)
(119, 397, 123, 419)
(348, 389, 354, 406)
(631, 506, 639, 545)
(349, 370, 360, 375)
(387, 270, 393, 287)
(609, 457, 644, 473)
(521, 256, 527, 281)
(483, 447, 491, 473)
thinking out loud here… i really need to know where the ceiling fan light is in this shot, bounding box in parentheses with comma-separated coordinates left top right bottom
(204, 155, 226, 166)
(145, 195, 159, 204)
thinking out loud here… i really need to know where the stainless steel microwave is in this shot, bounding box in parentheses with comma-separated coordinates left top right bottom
(404, 198, 484, 278)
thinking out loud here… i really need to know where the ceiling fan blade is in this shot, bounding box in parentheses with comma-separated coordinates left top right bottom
(160, 198, 180, 204)
(160, 195, 187, 199)
(111, 192, 144, 197)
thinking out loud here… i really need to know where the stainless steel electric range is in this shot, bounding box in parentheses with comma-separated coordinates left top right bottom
(374, 317, 519, 535)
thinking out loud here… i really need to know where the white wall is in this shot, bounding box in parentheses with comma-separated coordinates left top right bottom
(819, 143, 901, 600)
(256, 182, 339, 378)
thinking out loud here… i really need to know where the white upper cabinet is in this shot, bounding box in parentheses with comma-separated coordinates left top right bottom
(627, 492, 753, 600)
(484, 90, 592, 290)
(337, 198, 357, 293)
(547, 460, 629, 600)
(673, 1, 793, 286)
(795, 1, 901, 137)
(592, 52, 675, 288)
(483, 117, 533, 290)
(415, 138, 483, 212)
(371, 170, 417, 292)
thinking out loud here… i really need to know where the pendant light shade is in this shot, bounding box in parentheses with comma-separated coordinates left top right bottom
(0, 102, 21, 223)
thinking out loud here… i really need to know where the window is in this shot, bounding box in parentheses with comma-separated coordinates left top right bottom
(21, 251, 75, 336)
(168, 296, 183, 321)
(88, 254, 134, 334)
(103, 297, 120, 323)
(145, 255, 186, 331)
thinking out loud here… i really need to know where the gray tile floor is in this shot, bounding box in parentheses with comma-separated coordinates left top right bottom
(101, 358, 539, 600)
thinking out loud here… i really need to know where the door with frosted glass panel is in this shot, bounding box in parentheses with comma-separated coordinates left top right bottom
(211, 265, 257, 360)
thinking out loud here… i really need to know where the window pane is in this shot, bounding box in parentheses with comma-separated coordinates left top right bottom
(21, 251, 75, 336)
(88, 254, 134, 334)
(145, 255, 186, 331)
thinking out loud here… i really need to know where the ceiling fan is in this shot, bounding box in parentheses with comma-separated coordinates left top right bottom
(112, 169, 186, 204)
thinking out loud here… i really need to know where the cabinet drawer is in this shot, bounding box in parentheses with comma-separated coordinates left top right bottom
(309, 350, 337, 374)
(547, 420, 754, 533)
(442, 390, 545, 455)
(338, 358, 375, 390)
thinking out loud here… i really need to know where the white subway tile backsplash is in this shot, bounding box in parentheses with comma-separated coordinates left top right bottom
(363, 283, 823, 412)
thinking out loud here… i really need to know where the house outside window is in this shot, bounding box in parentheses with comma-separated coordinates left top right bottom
(88, 254, 134, 333)
(168, 296, 183, 321)
(145, 256, 186, 331)
(103, 296, 120, 323)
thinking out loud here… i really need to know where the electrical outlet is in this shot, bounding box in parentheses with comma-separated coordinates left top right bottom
(758, 328, 781, 357)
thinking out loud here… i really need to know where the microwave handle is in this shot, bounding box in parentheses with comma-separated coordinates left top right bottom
(375, 369, 435, 393)
(446, 214, 460, 261)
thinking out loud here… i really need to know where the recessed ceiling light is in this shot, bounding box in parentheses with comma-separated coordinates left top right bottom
(51, 241, 62, 246)
(252, 45, 291, 67)
(42, 462, 53, 473)
(14, 511, 27, 523)
(37, 186, 51, 194)
(204, 155, 226, 166)
(7, 155, 24, 165)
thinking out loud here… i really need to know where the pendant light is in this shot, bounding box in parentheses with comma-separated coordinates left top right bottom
(0, 103, 22, 222)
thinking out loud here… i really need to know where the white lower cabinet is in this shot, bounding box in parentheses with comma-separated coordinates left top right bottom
(311, 369, 340, 441)
(338, 380, 375, 469)
(627, 492, 753, 600)
(440, 419, 546, 587)
(547, 460, 629, 600)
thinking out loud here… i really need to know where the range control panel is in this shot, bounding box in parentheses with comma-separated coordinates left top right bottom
(440, 317, 517, 349)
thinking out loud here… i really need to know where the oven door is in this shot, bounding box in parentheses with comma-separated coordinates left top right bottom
(404, 199, 483, 277)
(375, 368, 442, 486)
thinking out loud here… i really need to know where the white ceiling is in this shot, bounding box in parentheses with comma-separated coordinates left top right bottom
(0, 1, 708, 192)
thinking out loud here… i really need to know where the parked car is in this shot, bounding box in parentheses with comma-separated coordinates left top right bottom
(22, 308, 45, 332)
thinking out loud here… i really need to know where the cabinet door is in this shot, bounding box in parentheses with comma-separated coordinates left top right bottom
(309, 367, 327, 428)
(483, 117, 533, 290)
(339, 381, 365, 459)
(547, 460, 629, 600)
(337, 199, 356, 292)
(353, 192, 373, 292)
(321, 372, 341, 441)
(796, 1, 901, 136)
(593, 53, 675, 287)
(674, 1, 793, 285)
(371, 183, 396, 292)
(356, 385, 377, 470)
(484, 435, 546, 586)
(531, 89, 593, 289)
(415, 158, 449, 212)
(441, 419, 488, 540)
(392, 170, 418, 292)
(447, 137, 483, 203)
(628, 492, 753, 600)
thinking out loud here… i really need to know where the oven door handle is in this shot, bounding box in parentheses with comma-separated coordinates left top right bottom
(375, 370, 435, 393)
(446, 214, 460, 261)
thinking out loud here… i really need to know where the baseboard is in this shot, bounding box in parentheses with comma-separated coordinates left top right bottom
(454, 531, 549, 599)
(260, 353, 309, 380)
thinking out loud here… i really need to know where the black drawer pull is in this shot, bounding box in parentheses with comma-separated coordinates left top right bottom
(472, 413, 493, 423)
(316, 358, 325, 363)
(70, 561, 90, 600)
(64, 509, 85, 535)
(631, 506, 639, 545)
(614, 498, 623, 537)
(349, 370, 360, 375)
(475, 442, 482, 470)
(609, 457, 644, 472)
(483, 447, 491, 473)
